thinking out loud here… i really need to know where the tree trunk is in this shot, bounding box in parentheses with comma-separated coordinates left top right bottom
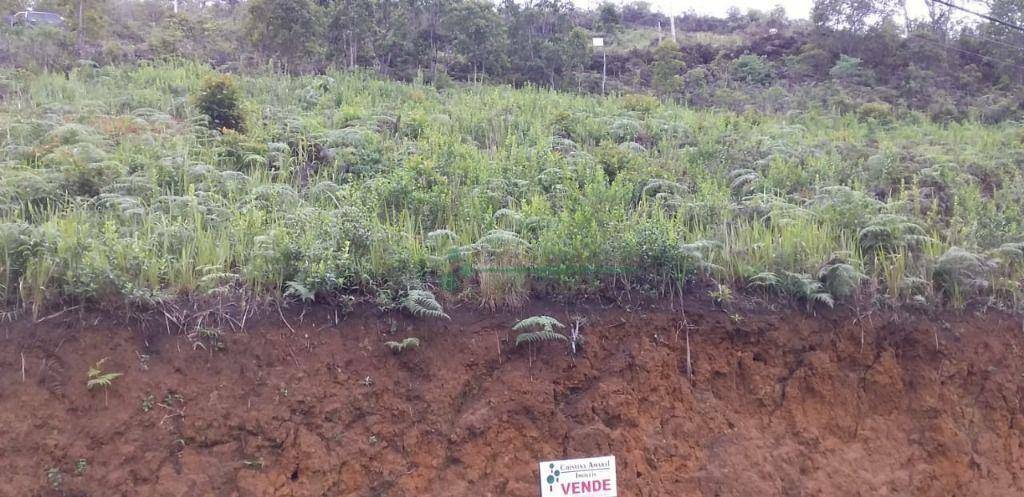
(76, 0, 84, 57)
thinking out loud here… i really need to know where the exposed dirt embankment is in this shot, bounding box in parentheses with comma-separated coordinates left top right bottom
(2, 302, 1023, 496)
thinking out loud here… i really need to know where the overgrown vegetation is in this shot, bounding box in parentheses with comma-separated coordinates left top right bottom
(6, 1, 1024, 122)
(0, 63, 1022, 317)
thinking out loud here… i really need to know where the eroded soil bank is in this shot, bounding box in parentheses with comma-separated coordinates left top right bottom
(2, 301, 1023, 496)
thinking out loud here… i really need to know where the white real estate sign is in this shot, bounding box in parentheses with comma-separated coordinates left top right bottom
(539, 456, 617, 497)
(592, 37, 604, 47)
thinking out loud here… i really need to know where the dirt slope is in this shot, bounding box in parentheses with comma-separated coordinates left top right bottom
(2, 301, 1023, 497)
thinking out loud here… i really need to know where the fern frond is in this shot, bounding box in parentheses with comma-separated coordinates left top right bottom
(87, 373, 123, 390)
(86, 358, 107, 379)
(86, 358, 121, 390)
(284, 281, 316, 302)
(426, 229, 457, 247)
(476, 229, 528, 251)
(809, 292, 835, 308)
(747, 271, 781, 289)
(932, 247, 996, 298)
(989, 242, 1024, 264)
(818, 261, 866, 299)
(513, 315, 564, 331)
(493, 208, 523, 223)
(729, 169, 762, 193)
(515, 330, 569, 347)
(385, 337, 421, 352)
(402, 289, 450, 319)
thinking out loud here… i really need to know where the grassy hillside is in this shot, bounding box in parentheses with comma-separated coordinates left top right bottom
(1, 63, 1022, 317)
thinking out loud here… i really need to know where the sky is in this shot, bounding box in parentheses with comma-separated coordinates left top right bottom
(574, 0, 815, 18)
(571, 0, 943, 20)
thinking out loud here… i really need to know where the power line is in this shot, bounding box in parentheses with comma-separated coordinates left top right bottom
(958, 29, 1024, 55)
(925, 0, 1024, 34)
(911, 32, 1024, 71)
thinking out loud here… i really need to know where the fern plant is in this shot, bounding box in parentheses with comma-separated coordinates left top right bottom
(86, 358, 122, 390)
(284, 281, 316, 302)
(513, 315, 568, 347)
(782, 271, 835, 310)
(384, 337, 421, 353)
(402, 289, 450, 319)
(729, 168, 763, 197)
(818, 253, 866, 300)
(932, 247, 995, 307)
(747, 271, 782, 294)
(857, 214, 930, 256)
(87, 358, 122, 405)
(679, 239, 724, 277)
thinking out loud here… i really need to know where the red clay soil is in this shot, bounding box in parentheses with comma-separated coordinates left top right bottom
(2, 300, 1024, 497)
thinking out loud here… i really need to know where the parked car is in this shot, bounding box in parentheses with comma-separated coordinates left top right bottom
(7, 10, 65, 28)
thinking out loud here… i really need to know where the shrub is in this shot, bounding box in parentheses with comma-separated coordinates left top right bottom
(857, 101, 892, 121)
(829, 55, 873, 85)
(732, 54, 774, 85)
(193, 74, 246, 132)
(651, 42, 685, 96)
(932, 247, 994, 306)
(620, 94, 659, 114)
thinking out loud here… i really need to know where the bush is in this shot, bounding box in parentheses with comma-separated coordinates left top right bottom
(829, 55, 873, 85)
(857, 101, 892, 121)
(621, 94, 659, 114)
(731, 54, 774, 85)
(193, 74, 246, 132)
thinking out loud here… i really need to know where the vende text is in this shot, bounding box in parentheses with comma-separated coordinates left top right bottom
(561, 479, 612, 494)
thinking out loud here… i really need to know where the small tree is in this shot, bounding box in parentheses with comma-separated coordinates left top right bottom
(651, 41, 685, 96)
(246, 0, 324, 65)
(732, 54, 775, 85)
(597, 2, 622, 37)
(829, 54, 874, 85)
(193, 74, 245, 132)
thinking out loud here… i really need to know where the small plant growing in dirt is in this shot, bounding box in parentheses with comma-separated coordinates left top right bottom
(384, 337, 421, 353)
(198, 327, 226, 351)
(242, 458, 265, 471)
(513, 316, 568, 347)
(136, 352, 151, 371)
(74, 459, 88, 476)
(401, 289, 450, 319)
(87, 358, 122, 404)
(46, 467, 64, 491)
(162, 392, 185, 407)
(708, 284, 734, 306)
(193, 74, 245, 132)
(141, 394, 155, 412)
(284, 281, 316, 303)
(568, 316, 586, 355)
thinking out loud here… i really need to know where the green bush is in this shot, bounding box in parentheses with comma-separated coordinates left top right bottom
(857, 101, 892, 121)
(829, 55, 873, 85)
(193, 74, 246, 132)
(732, 54, 775, 86)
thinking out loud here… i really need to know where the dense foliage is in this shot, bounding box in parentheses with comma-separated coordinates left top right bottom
(6, 1, 1024, 122)
(1, 63, 1022, 316)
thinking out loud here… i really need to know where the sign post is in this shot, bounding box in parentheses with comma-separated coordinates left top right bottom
(592, 37, 606, 95)
(539, 455, 617, 497)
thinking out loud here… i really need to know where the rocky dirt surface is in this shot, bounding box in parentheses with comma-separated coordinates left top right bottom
(2, 301, 1023, 496)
